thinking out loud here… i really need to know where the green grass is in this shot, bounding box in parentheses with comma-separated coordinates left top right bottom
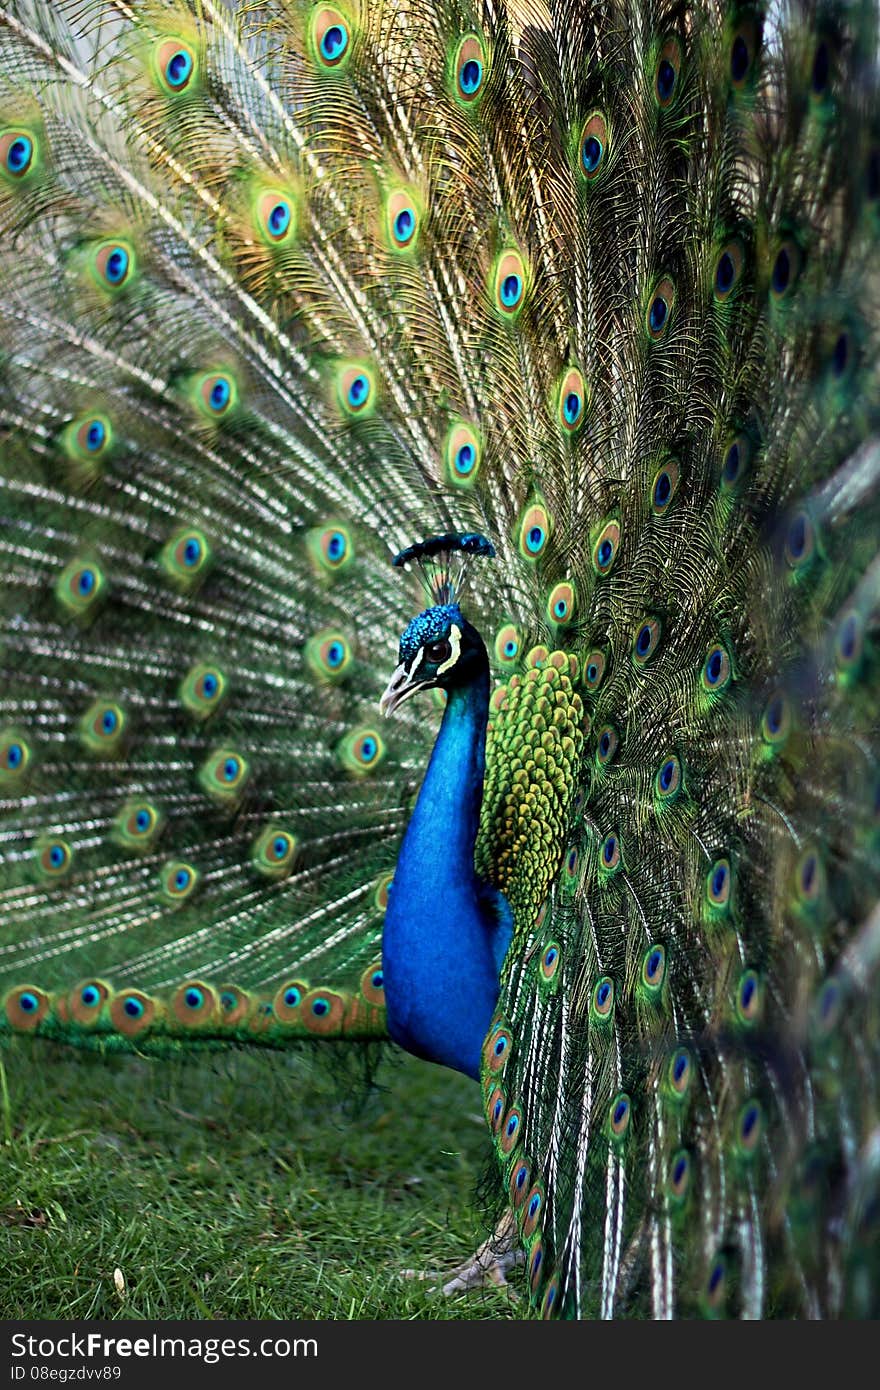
(0, 1039, 526, 1319)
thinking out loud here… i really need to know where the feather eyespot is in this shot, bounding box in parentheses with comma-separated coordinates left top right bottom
(784, 509, 815, 568)
(453, 35, 487, 104)
(720, 432, 751, 490)
(494, 624, 521, 665)
(654, 38, 682, 108)
(736, 969, 762, 1025)
(509, 1160, 531, 1208)
(306, 629, 352, 682)
(706, 856, 732, 910)
(564, 847, 579, 880)
(493, 249, 527, 317)
(161, 528, 213, 590)
(608, 1092, 631, 1140)
(595, 723, 618, 767)
(483, 1020, 512, 1073)
(714, 241, 744, 301)
(114, 800, 162, 852)
(668, 1149, 691, 1202)
(770, 238, 803, 301)
(92, 240, 134, 291)
(599, 833, 621, 873)
(64, 413, 112, 465)
(159, 860, 199, 904)
(0, 732, 30, 782)
(761, 691, 791, 746)
(547, 580, 575, 626)
(701, 642, 731, 691)
(641, 944, 666, 995)
(795, 847, 824, 906)
(650, 457, 680, 514)
(557, 367, 586, 431)
(579, 112, 608, 180)
(583, 650, 607, 692)
(668, 1046, 692, 1098)
(499, 1104, 522, 1156)
(36, 836, 73, 879)
(655, 753, 681, 800)
(257, 190, 296, 246)
(592, 520, 620, 576)
(0, 129, 36, 180)
(591, 975, 615, 1018)
(646, 278, 675, 338)
(80, 700, 125, 754)
(539, 942, 561, 983)
(339, 728, 384, 776)
(730, 17, 761, 89)
(385, 189, 420, 251)
(199, 748, 250, 807)
(179, 663, 227, 720)
(522, 1183, 543, 1237)
(632, 618, 662, 666)
(518, 503, 551, 560)
(252, 825, 297, 879)
(486, 1084, 506, 1133)
(5, 986, 50, 1031)
(157, 41, 196, 91)
(445, 421, 481, 485)
(199, 373, 235, 417)
(835, 609, 863, 673)
(337, 363, 376, 417)
(172, 981, 218, 1027)
(737, 1099, 763, 1156)
(313, 8, 351, 68)
(528, 1240, 544, 1294)
(310, 524, 353, 573)
(812, 978, 842, 1037)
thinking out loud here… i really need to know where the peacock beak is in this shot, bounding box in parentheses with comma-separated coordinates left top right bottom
(379, 662, 423, 718)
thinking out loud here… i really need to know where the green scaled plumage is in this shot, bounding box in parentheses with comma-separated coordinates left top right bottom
(1, 0, 879, 1319)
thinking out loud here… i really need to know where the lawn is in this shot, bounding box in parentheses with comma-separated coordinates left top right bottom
(0, 1038, 525, 1319)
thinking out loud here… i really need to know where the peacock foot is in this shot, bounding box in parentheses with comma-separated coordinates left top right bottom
(402, 1209, 524, 1298)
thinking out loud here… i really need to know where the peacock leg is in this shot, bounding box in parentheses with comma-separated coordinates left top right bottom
(402, 1209, 523, 1297)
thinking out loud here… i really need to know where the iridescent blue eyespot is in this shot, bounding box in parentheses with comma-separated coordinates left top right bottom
(563, 392, 581, 424)
(347, 374, 368, 407)
(320, 24, 348, 61)
(326, 641, 344, 668)
(19, 991, 38, 1013)
(656, 59, 676, 102)
(223, 757, 240, 781)
(394, 209, 414, 241)
(460, 58, 482, 95)
(166, 48, 193, 87)
(6, 134, 32, 174)
(202, 673, 218, 697)
(327, 531, 346, 560)
(105, 247, 129, 284)
(371, 970, 383, 990)
(185, 987, 204, 1010)
(123, 996, 144, 1019)
(183, 539, 201, 566)
(135, 810, 150, 832)
(268, 201, 291, 237)
(209, 377, 231, 412)
(360, 736, 377, 762)
(50, 846, 65, 867)
(81, 985, 100, 1007)
(312, 997, 329, 1017)
(649, 296, 668, 332)
(284, 986, 301, 1007)
(501, 273, 523, 308)
(527, 525, 545, 553)
(6, 742, 23, 768)
(581, 136, 602, 173)
(86, 421, 106, 452)
(273, 836, 288, 858)
(455, 443, 476, 475)
(78, 569, 95, 594)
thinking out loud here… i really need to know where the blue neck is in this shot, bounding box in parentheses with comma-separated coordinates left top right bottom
(382, 655, 512, 1080)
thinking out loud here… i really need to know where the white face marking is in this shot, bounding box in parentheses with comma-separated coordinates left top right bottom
(436, 623, 461, 676)
(408, 645, 425, 677)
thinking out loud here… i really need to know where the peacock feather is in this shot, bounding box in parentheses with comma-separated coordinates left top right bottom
(1, 0, 879, 1318)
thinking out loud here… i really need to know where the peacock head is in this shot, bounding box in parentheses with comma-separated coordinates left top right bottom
(379, 532, 495, 717)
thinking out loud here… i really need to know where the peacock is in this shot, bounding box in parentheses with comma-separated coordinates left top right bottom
(0, 0, 879, 1320)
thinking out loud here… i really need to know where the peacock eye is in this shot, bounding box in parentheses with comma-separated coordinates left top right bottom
(425, 639, 451, 665)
